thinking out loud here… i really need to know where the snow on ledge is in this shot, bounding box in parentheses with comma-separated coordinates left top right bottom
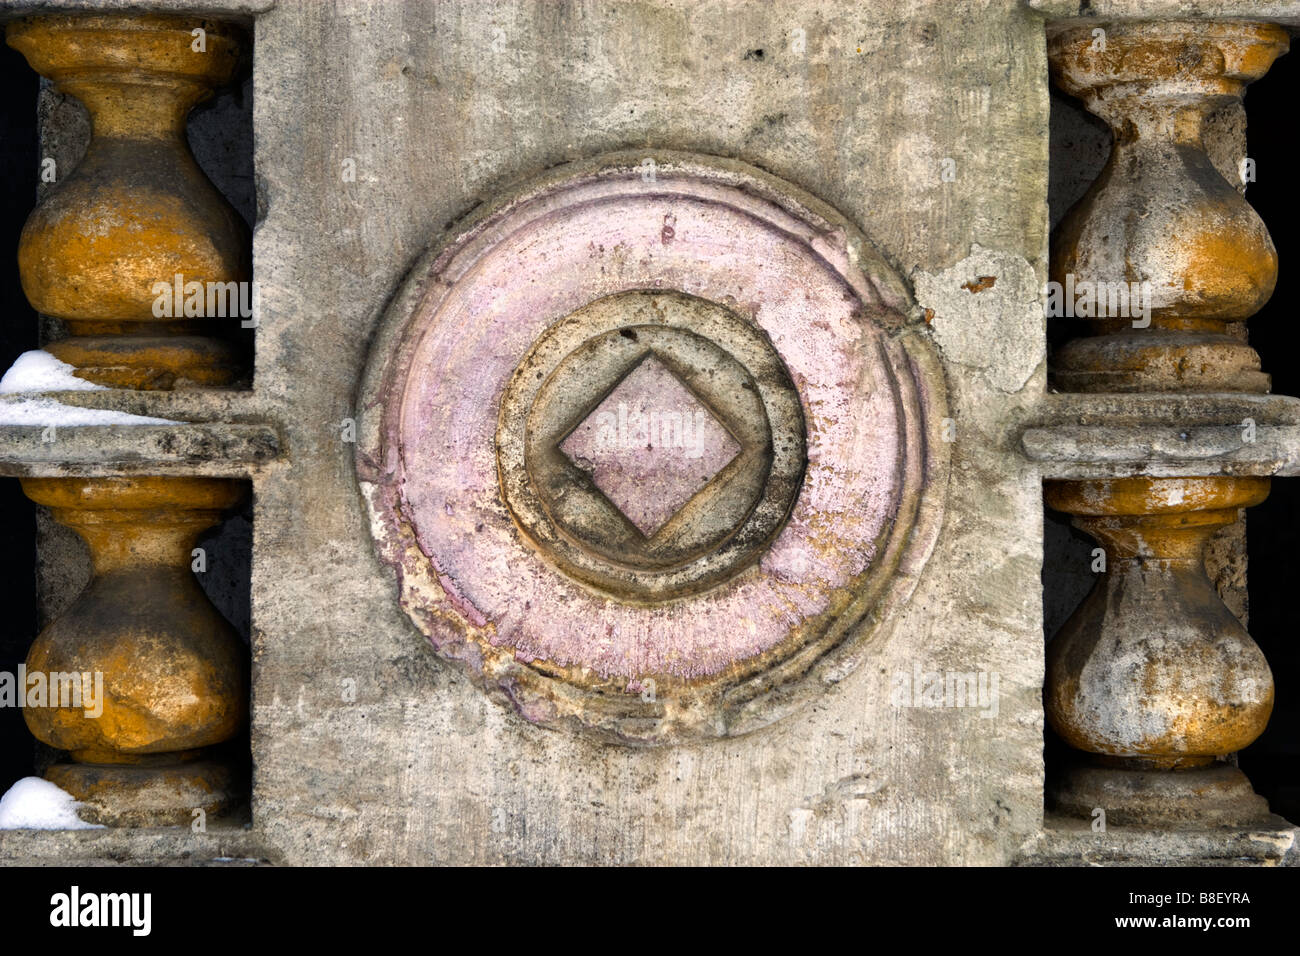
(0, 351, 177, 426)
(0, 399, 178, 427)
(0, 776, 104, 830)
(0, 351, 106, 393)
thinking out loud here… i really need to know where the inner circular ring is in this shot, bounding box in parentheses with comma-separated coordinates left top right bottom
(496, 290, 806, 603)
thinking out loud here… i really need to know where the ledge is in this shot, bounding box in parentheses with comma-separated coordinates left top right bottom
(5, 387, 264, 422)
(1021, 392, 1300, 478)
(1023, 425, 1300, 478)
(0, 391, 281, 477)
(0, 0, 274, 20)
(1028, 0, 1300, 25)
(1018, 813, 1300, 866)
(0, 423, 281, 477)
(0, 821, 271, 866)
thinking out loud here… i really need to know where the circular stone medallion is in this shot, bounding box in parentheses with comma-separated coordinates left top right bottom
(357, 153, 948, 742)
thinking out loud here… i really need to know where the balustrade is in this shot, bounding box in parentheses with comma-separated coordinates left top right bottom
(1045, 19, 1288, 825)
(4, 12, 250, 826)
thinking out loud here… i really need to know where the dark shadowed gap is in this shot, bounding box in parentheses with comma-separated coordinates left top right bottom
(1236, 43, 1300, 824)
(0, 40, 40, 792)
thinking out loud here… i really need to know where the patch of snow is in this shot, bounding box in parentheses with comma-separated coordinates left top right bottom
(0, 398, 177, 427)
(0, 776, 104, 829)
(0, 350, 106, 393)
(0, 350, 177, 425)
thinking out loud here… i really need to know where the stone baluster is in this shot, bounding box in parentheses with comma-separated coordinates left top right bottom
(1043, 477, 1274, 824)
(6, 13, 248, 390)
(4, 13, 252, 827)
(1045, 20, 1288, 825)
(19, 478, 247, 826)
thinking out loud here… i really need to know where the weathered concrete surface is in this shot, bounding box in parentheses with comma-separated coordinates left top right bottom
(1023, 393, 1300, 479)
(238, 0, 1049, 865)
(914, 243, 1043, 394)
(0, 420, 279, 477)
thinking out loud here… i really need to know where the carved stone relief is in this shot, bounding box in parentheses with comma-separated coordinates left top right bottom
(357, 153, 948, 742)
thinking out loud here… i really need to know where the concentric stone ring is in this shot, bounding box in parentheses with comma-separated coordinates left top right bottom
(497, 290, 805, 601)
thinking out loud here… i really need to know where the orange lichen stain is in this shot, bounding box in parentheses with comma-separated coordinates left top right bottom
(45, 337, 239, 389)
(19, 183, 245, 322)
(1046, 476, 1269, 518)
(961, 275, 996, 293)
(1179, 230, 1278, 319)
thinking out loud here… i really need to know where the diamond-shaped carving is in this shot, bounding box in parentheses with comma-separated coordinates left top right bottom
(560, 355, 740, 536)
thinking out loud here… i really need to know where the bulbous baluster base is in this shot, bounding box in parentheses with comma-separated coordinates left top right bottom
(45, 332, 243, 390)
(45, 754, 244, 828)
(1049, 759, 1271, 828)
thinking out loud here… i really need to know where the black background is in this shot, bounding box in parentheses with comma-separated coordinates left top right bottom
(0, 36, 39, 794)
(1226, 44, 1300, 823)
